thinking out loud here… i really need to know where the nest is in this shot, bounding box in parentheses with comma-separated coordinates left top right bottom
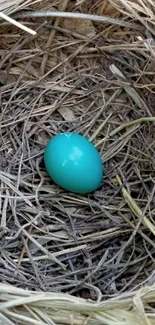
(0, 0, 155, 324)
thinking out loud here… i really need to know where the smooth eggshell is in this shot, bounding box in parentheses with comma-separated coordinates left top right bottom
(44, 132, 103, 193)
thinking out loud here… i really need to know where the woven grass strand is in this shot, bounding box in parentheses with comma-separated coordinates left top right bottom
(1, 283, 155, 325)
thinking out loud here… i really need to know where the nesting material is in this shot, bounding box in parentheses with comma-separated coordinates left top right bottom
(0, 0, 155, 324)
(1, 283, 155, 325)
(0, 0, 37, 34)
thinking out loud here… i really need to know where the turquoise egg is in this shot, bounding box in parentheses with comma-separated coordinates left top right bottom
(44, 132, 103, 193)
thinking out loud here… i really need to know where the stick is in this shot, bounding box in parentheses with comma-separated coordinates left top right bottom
(0, 11, 36, 35)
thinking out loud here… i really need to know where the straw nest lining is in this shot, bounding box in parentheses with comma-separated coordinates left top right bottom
(0, 0, 155, 324)
(1, 283, 155, 325)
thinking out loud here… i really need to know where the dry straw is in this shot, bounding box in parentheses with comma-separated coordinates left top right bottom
(1, 283, 155, 325)
(0, 0, 155, 324)
(0, 0, 36, 34)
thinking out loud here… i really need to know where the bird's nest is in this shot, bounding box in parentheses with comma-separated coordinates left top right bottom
(1, 0, 155, 324)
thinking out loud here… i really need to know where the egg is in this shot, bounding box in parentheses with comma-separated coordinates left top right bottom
(44, 132, 103, 193)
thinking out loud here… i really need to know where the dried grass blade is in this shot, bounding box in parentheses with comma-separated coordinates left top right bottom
(0, 11, 36, 34)
(116, 175, 155, 236)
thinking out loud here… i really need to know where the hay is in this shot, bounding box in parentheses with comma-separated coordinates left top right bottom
(0, 0, 155, 324)
(1, 283, 155, 325)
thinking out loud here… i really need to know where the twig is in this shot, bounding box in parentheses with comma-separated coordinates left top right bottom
(89, 113, 112, 142)
(0, 11, 36, 35)
(95, 117, 155, 147)
(13, 10, 142, 30)
(40, 0, 70, 75)
(116, 175, 155, 236)
(13, 244, 87, 262)
(16, 225, 33, 271)
(110, 64, 152, 116)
